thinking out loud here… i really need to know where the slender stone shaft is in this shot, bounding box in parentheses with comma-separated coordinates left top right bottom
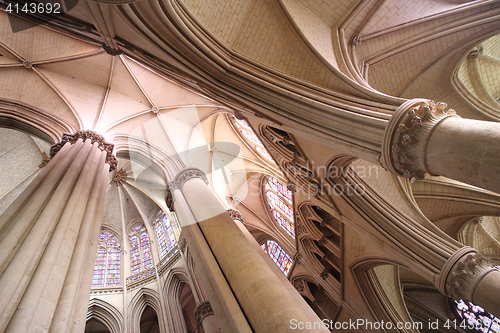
(0, 130, 116, 333)
(172, 168, 326, 333)
(169, 185, 252, 333)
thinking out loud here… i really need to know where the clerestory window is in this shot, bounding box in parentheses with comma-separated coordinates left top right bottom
(129, 224, 153, 274)
(91, 231, 121, 288)
(232, 115, 273, 161)
(154, 211, 177, 257)
(261, 240, 293, 276)
(265, 177, 295, 238)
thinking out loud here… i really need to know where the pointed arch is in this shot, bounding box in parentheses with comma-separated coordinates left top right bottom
(0, 98, 75, 143)
(153, 210, 177, 258)
(127, 288, 166, 333)
(290, 275, 340, 324)
(351, 259, 418, 333)
(87, 298, 124, 333)
(162, 268, 192, 333)
(128, 223, 153, 275)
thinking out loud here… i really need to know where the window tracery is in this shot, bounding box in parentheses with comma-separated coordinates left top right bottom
(265, 177, 295, 237)
(231, 115, 273, 161)
(261, 240, 293, 276)
(154, 211, 177, 257)
(91, 231, 121, 288)
(129, 224, 153, 275)
(454, 299, 500, 332)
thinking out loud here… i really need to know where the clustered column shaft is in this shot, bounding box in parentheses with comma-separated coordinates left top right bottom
(0, 130, 116, 333)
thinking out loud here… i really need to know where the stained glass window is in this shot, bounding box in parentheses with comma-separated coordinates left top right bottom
(141, 233, 153, 269)
(92, 247, 106, 287)
(130, 235, 140, 274)
(155, 221, 168, 257)
(129, 224, 153, 274)
(91, 231, 121, 288)
(455, 299, 500, 332)
(154, 212, 177, 258)
(231, 115, 273, 161)
(106, 248, 120, 287)
(261, 240, 293, 276)
(267, 177, 292, 203)
(265, 177, 295, 237)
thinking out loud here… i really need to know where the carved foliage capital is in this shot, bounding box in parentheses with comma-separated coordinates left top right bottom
(381, 99, 459, 179)
(468, 46, 483, 59)
(50, 130, 117, 171)
(320, 268, 329, 279)
(226, 209, 244, 222)
(194, 301, 214, 325)
(437, 247, 497, 302)
(102, 43, 122, 56)
(178, 234, 186, 253)
(233, 110, 245, 120)
(293, 252, 302, 265)
(318, 235, 327, 247)
(294, 279, 305, 292)
(447, 252, 494, 301)
(165, 187, 175, 212)
(169, 168, 208, 191)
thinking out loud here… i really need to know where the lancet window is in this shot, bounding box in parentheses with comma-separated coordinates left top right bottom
(265, 177, 295, 237)
(154, 211, 177, 257)
(129, 224, 153, 274)
(232, 115, 273, 161)
(261, 240, 293, 276)
(91, 231, 121, 288)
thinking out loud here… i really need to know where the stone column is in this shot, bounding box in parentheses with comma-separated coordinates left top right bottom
(171, 167, 328, 333)
(328, 151, 500, 317)
(381, 99, 500, 194)
(167, 185, 252, 333)
(0, 130, 117, 333)
(436, 247, 500, 317)
(194, 301, 221, 333)
(230, 212, 329, 328)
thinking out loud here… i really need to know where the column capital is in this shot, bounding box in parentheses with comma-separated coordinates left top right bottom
(468, 46, 483, 59)
(294, 279, 305, 292)
(177, 233, 187, 252)
(436, 247, 497, 302)
(381, 99, 460, 179)
(165, 187, 175, 212)
(194, 300, 215, 325)
(50, 130, 118, 171)
(226, 209, 244, 222)
(168, 168, 209, 191)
